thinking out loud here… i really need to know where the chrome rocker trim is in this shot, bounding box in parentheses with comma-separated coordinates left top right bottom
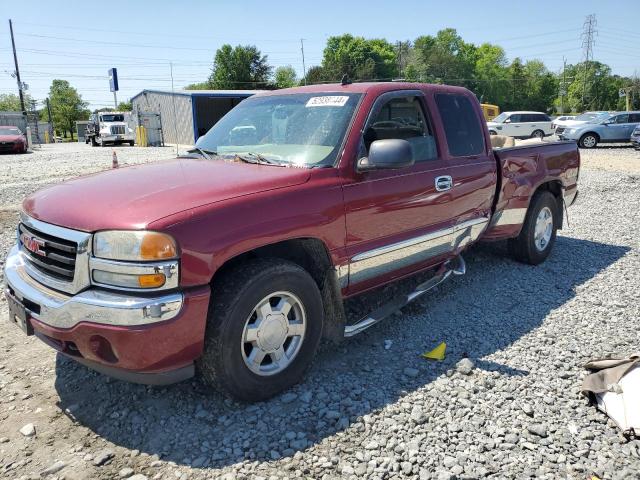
(4, 245, 183, 329)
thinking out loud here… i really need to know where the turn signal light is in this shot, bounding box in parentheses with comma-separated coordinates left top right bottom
(137, 273, 166, 288)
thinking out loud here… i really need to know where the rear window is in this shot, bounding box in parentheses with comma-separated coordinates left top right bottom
(434, 94, 484, 157)
(628, 113, 640, 123)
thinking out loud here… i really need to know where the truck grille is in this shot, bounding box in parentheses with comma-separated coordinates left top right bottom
(19, 223, 77, 281)
(110, 125, 126, 135)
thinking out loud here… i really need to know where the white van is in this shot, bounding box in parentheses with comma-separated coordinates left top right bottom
(487, 111, 553, 139)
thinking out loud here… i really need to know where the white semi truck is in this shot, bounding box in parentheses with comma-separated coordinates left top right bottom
(85, 112, 135, 147)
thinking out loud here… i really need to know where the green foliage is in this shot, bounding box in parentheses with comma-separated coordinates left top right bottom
(0, 92, 33, 112)
(209, 44, 271, 89)
(321, 34, 397, 81)
(117, 101, 132, 111)
(48, 79, 89, 140)
(412, 29, 477, 86)
(301, 65, 327, 85)
(274, 66, 297, 89)
(184, 82, 211, 90)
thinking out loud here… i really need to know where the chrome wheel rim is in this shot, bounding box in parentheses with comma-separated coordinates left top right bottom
(583, 136, 596, 148)
(534, 206, 553, 251)
(533, 131, 543, 139)
(241, 291, 306, 376)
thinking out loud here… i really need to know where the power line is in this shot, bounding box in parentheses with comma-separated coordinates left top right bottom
(580, 13, 597, 107)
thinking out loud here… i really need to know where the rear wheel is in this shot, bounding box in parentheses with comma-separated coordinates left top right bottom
(579, 133, 598, 148)
(531, 129, 544, 139)
(508, 191, 558, 265)
(198, 258, 323, 401)
(90, 136, 98, 147)
(128, 141, 135, 147)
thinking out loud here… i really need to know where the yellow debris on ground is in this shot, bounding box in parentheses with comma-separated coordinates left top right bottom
(421, 342, 446, 361)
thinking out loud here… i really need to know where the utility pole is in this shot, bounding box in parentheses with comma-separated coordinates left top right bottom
(580, 14, 597, 109)
(560, 57, 567, 114)
(45, 97, 54, 137)
(300, 39, 307, 85)
(9, 19, 26, 116)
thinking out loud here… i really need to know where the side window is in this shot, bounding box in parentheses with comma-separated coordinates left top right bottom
(520, 114, 533, 122)
(434, 94, 485, 157)
(365, 95, 437, 162)
(615, 114, 629, 124)
(629, 113, 640, 123)
(541, 114, 551, 122)
(509, 114, 522, 123)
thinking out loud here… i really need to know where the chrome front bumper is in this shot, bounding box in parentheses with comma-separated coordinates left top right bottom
(4, 245, 183, 329)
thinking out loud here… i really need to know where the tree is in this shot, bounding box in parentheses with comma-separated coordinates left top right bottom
(209, 44, 271, 89)
(474, 43, 509, 106)
(184, 81, 210, 90)
(301, 65, 327, 85)
(117, 101, 132, 111)
(0, 92, 33, 112)
(412, 29, 477, 87)
(274, 66, 297, 89)
(321, 34, 397, 81)
(48, 79, 89, 140)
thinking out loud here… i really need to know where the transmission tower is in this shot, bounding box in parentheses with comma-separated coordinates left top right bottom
(580, 14, 597, 108)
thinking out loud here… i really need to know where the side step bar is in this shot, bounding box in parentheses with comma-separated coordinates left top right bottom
(344, 255, 466, 338)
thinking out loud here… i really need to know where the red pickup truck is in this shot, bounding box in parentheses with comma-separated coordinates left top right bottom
(4, 82, 579, 401)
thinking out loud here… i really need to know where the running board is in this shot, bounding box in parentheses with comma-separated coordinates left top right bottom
(343, 255, 466, 338)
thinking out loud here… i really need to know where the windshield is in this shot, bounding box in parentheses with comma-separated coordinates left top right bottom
(492, 112, 509, 123)
(0, 127, 21, 135)
(575, 112, 609, 122)
(100, 114, 125, 122)
(196, 93, 362, 167)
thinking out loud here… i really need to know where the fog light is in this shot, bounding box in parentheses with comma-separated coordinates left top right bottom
(93, 270, 166, 289)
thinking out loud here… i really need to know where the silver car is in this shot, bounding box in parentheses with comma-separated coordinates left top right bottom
(559, 111, 640, 148)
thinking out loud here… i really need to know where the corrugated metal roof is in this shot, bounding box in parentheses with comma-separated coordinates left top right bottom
(131, 89, 262, 102)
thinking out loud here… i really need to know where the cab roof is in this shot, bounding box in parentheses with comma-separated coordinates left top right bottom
(254, 81, 472, 97)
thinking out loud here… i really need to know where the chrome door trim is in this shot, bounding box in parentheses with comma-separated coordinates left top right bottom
(349, 217, 489, 285)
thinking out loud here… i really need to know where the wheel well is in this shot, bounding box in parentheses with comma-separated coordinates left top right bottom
(210, 238, 347, 343)
(581, 131, 599, 141)
(534, 181, 564, 229)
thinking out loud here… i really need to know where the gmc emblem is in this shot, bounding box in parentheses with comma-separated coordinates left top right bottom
(20, 233, 46, 256)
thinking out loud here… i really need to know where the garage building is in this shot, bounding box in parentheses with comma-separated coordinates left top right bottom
(131, 89, 259, 146)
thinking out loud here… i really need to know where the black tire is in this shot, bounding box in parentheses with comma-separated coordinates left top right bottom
(128, 141, 135, 147)
(531, 129, 544, 139)
(508, 191, 559, 265)
(579, 133, 599, 149)
(198, 258, 323, 401)
(489, 130, 497, 136)
(91, 137, 98, 147)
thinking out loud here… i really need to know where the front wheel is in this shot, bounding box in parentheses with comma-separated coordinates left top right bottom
(508, 191, 558, 265)
(579, 133, 598, 149)
(531, 129, 544, 139)
(198, 258, 323, 401)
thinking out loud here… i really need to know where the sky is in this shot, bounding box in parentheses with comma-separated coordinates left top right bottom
(1, 0, 639, 111)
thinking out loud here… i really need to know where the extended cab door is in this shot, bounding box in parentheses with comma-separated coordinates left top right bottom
(342, 90, 496, 293)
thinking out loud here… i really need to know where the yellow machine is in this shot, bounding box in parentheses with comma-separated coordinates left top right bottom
(481, 104, 500, 121)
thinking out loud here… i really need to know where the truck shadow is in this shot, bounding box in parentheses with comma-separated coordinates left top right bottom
(54, 235, 629, 470)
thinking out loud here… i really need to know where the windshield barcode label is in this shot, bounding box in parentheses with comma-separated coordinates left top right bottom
(306, 96, 349, 107)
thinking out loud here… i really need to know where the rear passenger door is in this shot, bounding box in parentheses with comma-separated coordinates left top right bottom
(602, 114, 629, 141)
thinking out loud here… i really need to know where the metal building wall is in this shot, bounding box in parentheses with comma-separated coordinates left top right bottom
(132, 92, 194, 145)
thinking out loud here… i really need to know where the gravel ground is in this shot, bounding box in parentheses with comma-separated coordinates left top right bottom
(1, 142, 640, 480)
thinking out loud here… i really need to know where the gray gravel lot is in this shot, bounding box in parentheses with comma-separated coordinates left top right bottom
(1, 142, 639, 480)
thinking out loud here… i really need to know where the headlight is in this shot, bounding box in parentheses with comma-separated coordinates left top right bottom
(93, 231, 177, 261)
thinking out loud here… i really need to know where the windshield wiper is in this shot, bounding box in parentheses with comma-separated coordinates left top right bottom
(234, 152, 284, 166)
(187, 146, 217, 160)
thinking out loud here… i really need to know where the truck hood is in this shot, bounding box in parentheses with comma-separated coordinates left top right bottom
(23, 158, 312, 232)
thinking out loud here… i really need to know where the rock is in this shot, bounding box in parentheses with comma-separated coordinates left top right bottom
(522, 442, 537, 451)
(403, 367, 420, 378)
(40, 460, 66, 476)
(504, 433, 520, 444)
(0, 437, 8, 443)
(384, 340, 393, 350)
(522, 404, 534, 417)
(528, 424, 548, 438)
(128, 475, 149, 480)
(456, 358, 475, 375)
(93, 449, 115, 466)
(280, 392, 297, 404)
(19, 423, 35, 437)
(119, 467, 135, 478)
(365, 441, 379, 450)
(325, 410, 340, 420)
(410, 406, 427, 425)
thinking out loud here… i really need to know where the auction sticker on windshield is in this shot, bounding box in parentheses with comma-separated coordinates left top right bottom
(306, 96, 349, 107)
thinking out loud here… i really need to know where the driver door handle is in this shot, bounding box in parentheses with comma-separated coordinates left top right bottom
(435, 175, 453, 192)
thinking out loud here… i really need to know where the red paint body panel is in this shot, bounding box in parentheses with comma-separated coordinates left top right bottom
(16, 82, 580, 376)
(30, 287, 210, 373)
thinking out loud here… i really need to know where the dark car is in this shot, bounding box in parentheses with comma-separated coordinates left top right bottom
(0, 126, 27, 153)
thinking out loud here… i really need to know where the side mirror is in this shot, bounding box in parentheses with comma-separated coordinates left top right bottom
(504, 118, 511, 123)
(358, 139, 414, 171)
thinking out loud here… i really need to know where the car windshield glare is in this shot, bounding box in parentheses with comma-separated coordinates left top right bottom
(0, 127, 21, 135)
(195, 93, 362, 167)
(492, 113, 508, 123)
(101, 114, 125, 122)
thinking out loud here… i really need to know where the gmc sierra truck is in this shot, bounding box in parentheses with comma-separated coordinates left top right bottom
(4, 82, 579, 401)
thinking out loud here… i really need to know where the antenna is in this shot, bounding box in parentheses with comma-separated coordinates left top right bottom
(300, 39, 307, 85)
(341, 74, 352, 86)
